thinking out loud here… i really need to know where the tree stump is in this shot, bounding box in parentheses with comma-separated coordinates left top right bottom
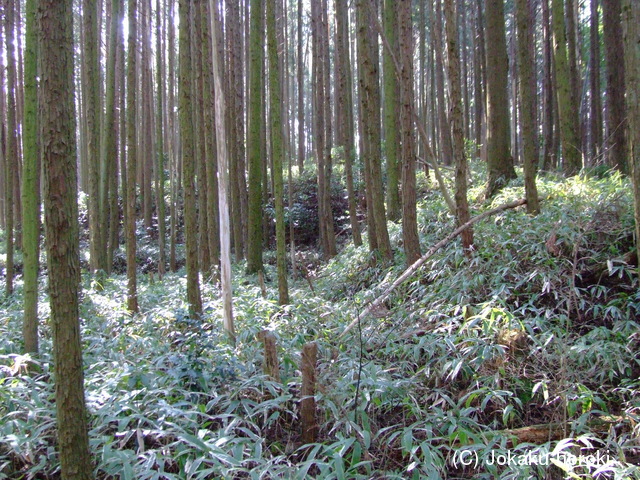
(300, 342, 318, 444)
(257, 330, 280, 382)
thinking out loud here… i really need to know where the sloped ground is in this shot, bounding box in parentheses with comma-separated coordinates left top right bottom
(1, 170, 639, 479)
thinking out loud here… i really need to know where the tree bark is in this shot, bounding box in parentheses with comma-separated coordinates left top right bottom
(383, 0, 400, 222)
(602, 0, 627, 172)
(589, 0, 602, 164)
(484, 0, 517, 197)
(356, 0, 392, 262)
(179, 0, 203, 315)
(126, 0, 139, 312)
(622, 0, 640, 278)
(515, 0, 541, 214)
(38, 0, 93, 475)
(335, 0, 362, 247)
(4, 0, 17, 297)
(551, 0, 582, 175)
(22, 0, 40, 353)
(398, 0, 421, 264)
(444, 0, 474, 252)
(210, 0, 235, 342)
(247, 0, 264, 274)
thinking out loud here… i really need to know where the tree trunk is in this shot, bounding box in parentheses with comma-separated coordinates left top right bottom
(383, 0, 400, 222)
(4, 0, 17, 297)
(84, 0, 103, 272)
(444, 0, 473, 252)
(267, 0, 290, 305)
(589, 0, 602, 164)
(515, 0, 540, 214)
(622, 0, 640, 278)
(247, 0, 264, 274)
(434, 0, 453, 167)
(356, 0, 392, 262)
(398, 0, 421, 265)
(551, 0, 582, 175)
(126, 0, 139, 312)
(602, 0, 627, 172)
(155, 0, 166, 276)
(542, 0, 555, 170)
(335, 0, 361, 246)
(22, 0, 40, 353)
(210, 0, 235, 342)
(179, 0, 203, 315)
(484, 0, 517, 197)
(38, 0, 93, 476)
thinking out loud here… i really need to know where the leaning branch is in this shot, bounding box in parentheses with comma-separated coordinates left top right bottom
(338, 199, 527, 339)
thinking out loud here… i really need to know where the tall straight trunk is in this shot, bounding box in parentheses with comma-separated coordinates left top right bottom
(602, 0, 627, 172)
(179, 0, 203, 314)
(474, 0, 485, 160)
(297, 0, 305, 173)
(551, 0, 582, 175)
(247, 0, 264, 273)
(192, 0, 211, 273)
(356, 0, 392, 261)
(38, 0, 93, 476)
(202, 0, 220, 267)
(398, 0, 421, 265)
(210, 0, 235, 341)
(22, 0, 40, 353)
(4, 0, 17, 297)
(589, 0, 602, 163)
(126, 0, 138, 312)
(140, 0, 153, 233)
(542, 0, 555, 170)
(320, 0, 336, 257)
(444, 0, 473, 252)
(516, 0, 540, 214)
(84, 0, 103, 272)
(154, 0, 166, 276)
(226, 0, 244, 261)
(383, 0, 400, 222)
(484, 0, 517, 197)
(101, 0, 120, 273)
(622, 0, 640, 278)
(335, 0, 361, 246)
(267, 0, 289, 305)
(434, 0, 453, 166)
(168, 0, 178, 271)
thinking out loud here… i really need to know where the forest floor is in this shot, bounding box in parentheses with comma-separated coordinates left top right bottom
(1, 166, 640, 479)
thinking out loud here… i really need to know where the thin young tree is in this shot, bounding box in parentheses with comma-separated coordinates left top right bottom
(297, 0, 304, 174)
(444, 0, 473, 252)
(179, 0, 203, 314)
(126, 0, 139, 312)
(589, 0, 602, 163)
(22, 0, 40, 353)
(38, 0, 93, 475)
(515, 0, 540, 214)
(484, 0, 517, 197)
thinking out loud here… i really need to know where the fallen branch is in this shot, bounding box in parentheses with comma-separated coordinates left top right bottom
(338, 199, 527, 340)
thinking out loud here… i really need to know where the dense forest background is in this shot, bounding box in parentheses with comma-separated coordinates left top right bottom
(0, 0, 639, 478)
